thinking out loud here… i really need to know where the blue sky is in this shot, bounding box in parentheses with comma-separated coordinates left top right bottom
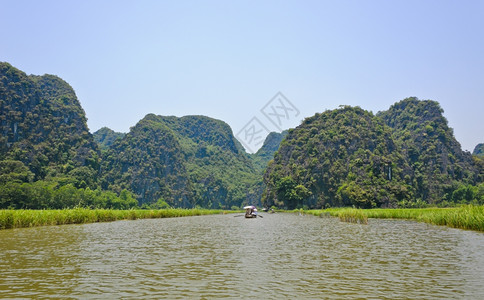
(1, 0, 483, 152)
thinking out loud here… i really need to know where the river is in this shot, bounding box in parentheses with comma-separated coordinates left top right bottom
(1, 213, 483, 299)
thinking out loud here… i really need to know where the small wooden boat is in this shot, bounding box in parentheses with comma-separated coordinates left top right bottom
(244, 205, 258, 218)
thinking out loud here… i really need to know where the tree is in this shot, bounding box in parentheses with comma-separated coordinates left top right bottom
(276, 176, 311, 209)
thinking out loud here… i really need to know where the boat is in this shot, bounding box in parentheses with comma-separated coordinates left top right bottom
(261, 207, 275, 213)
(243, 205, 258, 218)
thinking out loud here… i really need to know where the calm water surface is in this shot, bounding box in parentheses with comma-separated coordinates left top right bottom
(1, 213, 484, 299)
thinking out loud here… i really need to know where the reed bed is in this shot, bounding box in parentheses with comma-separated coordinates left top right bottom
(306, 208, 368, 224)
(0, 208, 224, 230)
(364, 206, 484, 232)
(336, 208, 368, 224)
(307, 205, 484, 231)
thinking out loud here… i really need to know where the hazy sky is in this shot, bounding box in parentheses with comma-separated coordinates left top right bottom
(1, 0, 483, 152)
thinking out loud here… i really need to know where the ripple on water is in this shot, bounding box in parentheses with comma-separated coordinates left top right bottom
(0, 214, 483, 299)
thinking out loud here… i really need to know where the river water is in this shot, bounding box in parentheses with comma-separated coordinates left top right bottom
(1, 213, 483, 299)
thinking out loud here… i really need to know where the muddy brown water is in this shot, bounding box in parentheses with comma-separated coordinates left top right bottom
(1, 213, 483, 299)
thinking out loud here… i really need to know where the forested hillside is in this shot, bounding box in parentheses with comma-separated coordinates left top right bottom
(263, 106, 411, 209)
(1, 63, 482, 210)
(474, 144, 484, 157)
(263, 100, 484, 209)
(0, 62, 136, 209)
(0, 62, 99, 185)
(100, 114, 261, 208)
(377, 98, 481, 204)
(251, 130, 288, 172)
(93, 127, 125, 150)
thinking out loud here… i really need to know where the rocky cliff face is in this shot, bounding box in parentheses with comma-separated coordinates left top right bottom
(3, 63, 481, 209)
(263, 106, 408, 209)
(263, 99, 483, 209)
(100, 114, 260, 208)
(378, 97, 479, 203)
(0, 62, 99, 186)
(251, 130, 288, 172)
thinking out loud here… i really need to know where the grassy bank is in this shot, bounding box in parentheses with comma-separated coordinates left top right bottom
(0, 208, 225, 230)
(305, 208, 368, 224)
(307, 205, 484, 231)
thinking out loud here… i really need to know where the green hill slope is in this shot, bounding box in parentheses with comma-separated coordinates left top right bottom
(377, 97, 480, 203)
(251, 131, 288, 172)
(263, 100, 483, 209)
(0, 62, 99, 187)
(263, 106, 410, 209)
(3, 62, 481, 209)
(93, 127, 125, 150)
(101, 114, 260, 208)
(474, 144, 484, 157)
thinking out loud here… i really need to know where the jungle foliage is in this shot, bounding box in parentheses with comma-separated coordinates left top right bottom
(1, 63, 482, 210)
(93, 127, 125, 150)
(99, 114, 262, 209)
(474, 143, 484, 157)
(263, 100, 483, 209)
(0, 62, 108, 208)
(251, 130, 288, 172)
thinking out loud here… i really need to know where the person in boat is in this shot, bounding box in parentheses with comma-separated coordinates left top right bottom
(244, 205, 257, 218)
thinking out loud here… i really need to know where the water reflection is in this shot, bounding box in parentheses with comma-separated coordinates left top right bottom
(1, 213, 483, 299)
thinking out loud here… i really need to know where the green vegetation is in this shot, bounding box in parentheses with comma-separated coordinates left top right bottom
(0, 180, 138, 209)
(377, 98, 482, 204)
(1, 63, 483, 212)
(474, 143, 484, 157)
(93, 127, 125, 150)
(303, 208, 368, 224)
(0, 63, 100, 186)
(335, 208, 368, 224)
(0, 208, 224, 230)
(263, 106, 412, 209)
(0, 62, 102, 209)
(0, 63, 268, 210)
(100, 114, 261, 208)
(307, 206, 484, 231)
(263, 99, 483, 209)
(251, 130, 288, 172)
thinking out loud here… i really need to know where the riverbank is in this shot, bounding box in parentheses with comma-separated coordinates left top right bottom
(4, 206, 483, 232)
(307, 205, 484, 232)
(0, 208, 225, 230)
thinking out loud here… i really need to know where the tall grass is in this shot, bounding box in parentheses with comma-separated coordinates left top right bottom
(364, 206, 484, 231)
(0, 208, 224, 230)
(307, 205, 484, 231)
(306, 208, 368, 224)
(336, 208, 368, 224)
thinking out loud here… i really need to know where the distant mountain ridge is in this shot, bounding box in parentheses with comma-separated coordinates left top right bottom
(474, 144, 484, 157)
(93, 127, 125, 150)
(1, 62, 482, 209)
(251, 130, 288, 172)
(100, 114, 260, 208)
(263, 98, 483, 209)
(263, 106, 409, 209)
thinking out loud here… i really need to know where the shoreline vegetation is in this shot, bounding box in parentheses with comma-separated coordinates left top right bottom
(307, 205, 484, 232)
(1, 206, 483, 232)
(0, 208, 225, 230)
